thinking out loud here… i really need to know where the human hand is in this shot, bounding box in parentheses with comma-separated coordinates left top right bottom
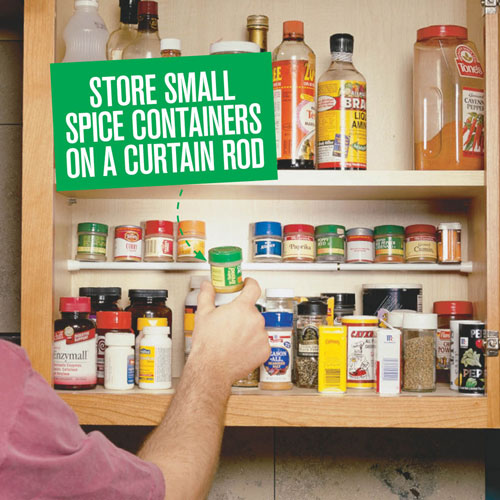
(190, 278, 270, 386)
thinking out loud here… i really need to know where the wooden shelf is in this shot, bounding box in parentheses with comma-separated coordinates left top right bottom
(58, 170, 485, 201)
(58, 383, 488, 428)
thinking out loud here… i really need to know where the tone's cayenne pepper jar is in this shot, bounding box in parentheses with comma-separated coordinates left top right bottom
(283, 224, 315, 262)
(374, 225, 405, 263)
(405, 224, 437, 263)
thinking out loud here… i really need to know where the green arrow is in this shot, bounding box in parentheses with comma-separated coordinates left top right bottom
(195, 251, 207, 261)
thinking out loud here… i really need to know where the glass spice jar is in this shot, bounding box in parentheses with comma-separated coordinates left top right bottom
(265, 288, 295, 313)
(252, 221, 282, 262)
(374, 225, 405, 263)
(209, 246, 244, 294)
(283, 224, 315, 262)
(320, 292, 356, 325)
(437, 222, 462, 264)
(114, 225, 143, 262)
(76, 222, 108, 262)
(405, 224, 437, 263)
(315, 225, 346, 262)
(144, 220, 174, 262)
(346, 227, 375, 263)
(177, 220, 206, 262)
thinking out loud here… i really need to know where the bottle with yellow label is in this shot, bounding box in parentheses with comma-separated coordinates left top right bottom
(317, 33, 366, 170)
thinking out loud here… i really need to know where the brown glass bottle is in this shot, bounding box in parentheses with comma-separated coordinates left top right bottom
(125, 289, 172, 338)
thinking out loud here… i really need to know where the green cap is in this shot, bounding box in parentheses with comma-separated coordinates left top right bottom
(315, 224, 346, 236)
(209, 246, 243, 264)
(77, 222, 108, 234)
(374, 225, 405, 236)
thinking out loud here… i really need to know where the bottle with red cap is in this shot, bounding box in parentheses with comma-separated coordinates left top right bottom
(53, 297, 97, 390)
(272, 20, 316, 170)
(122, 0, 160, 59)
(282, 224, 315, 262)
(414, 25, 484, 170)
(144, 220, 174, 262)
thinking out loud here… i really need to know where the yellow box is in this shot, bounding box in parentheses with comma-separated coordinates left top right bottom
(318, 325, 347, 393)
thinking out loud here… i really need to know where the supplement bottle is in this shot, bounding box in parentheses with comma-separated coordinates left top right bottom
(126, 289, 172, 336)
(184, 275, 206, 360)
(135, 317, 168, 384)
(79, 287, 122, 322)
(104, 332, 135, 390)
(106, 0, 138, 60)
(139, 326, 172, 389)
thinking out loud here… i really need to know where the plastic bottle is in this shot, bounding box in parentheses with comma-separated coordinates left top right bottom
(272, 21, 316, 170)
(62, 0, 109, 62)
(135, 317, 168, 384)
(139, 326, 172, 389)
(106, 0, 138, 60)
(184, 275, 206, 360)
(104, 332, 135, 390)
(122, 0, 160, 59)
(161, 38, 181, 57)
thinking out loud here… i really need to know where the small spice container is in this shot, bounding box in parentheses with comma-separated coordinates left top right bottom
(76, 222, 108, 262)
(375, 327, 402, 395)
(104, 332, 135, 390)
(160, 38, 181, 57)
(437, 222, 462, 263)
(260, 312, 294, 390)
(177, 220, 206, 262)
(265, 288, 295, 313)
(458, 322, 486, 395)
(252, 221, 282, 262)
(346, 227, 375, 263)
(318, 326, 347, 393)
(209, 246, 243, 293)
(320, 293, 355, 325)
(405, 224, 437, 263)
(315, 224, 346, 262)
(403, 313, 437, 392)
(374, 225, 405, 263)
(144, 220, 174, 262)
(295, 301, 328, 388)
(114, 225, 143, 262)
(283, 224, 315, 262)
(209, 40, 260, 54)
(233, 369, 260, 388)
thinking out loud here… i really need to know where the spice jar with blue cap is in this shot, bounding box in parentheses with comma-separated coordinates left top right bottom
(252, 221, 282, 262)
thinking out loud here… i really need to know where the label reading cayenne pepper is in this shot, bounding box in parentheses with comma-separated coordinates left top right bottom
(462, 88, 484, 158)
(317, 80, 366, 169)
(273, 59, 315, 161)
(347, 326, 375, 388)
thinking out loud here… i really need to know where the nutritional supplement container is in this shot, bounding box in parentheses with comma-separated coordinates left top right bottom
(375, 327, 402, 395)
(315, 225, 346, 262)
(209, 246, 244, 293)
(126, 289, 172, 336)
(403, 313, 437, 392)
(114, 225, 143, 262)
(374, 225, 405, 263)
(346, 227, 375, 263)
(135, 317, 168, 384)
(320, 292, 356, 325)
(184, 275, 206, 360)
(318, 325, 347, 393)
(139, 326, 172, 389)
(76, 222, 108, 262)
(79, 287, 121, 322)
(177, 220, 206, 262)
(405, 224, 437, 263)
(252, 221, 282, 262)
(209, 40, 260, 54)
(458, 322, 486, 395)
(265, 288, 295, 313)
(362, 284, 422, 316)
(104, 332, 135, 390)
(437, 222, 462, 263)
(260, 312, 294, 390)
(144, 220, 174, 262)
(283, 224, 315, 262)
(160, 38, 181, 57)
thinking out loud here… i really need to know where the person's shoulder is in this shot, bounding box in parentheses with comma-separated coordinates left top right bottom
(0, 340, 32, 386)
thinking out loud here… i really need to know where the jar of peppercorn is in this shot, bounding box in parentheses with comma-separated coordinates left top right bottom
(374, 225, 405, 263)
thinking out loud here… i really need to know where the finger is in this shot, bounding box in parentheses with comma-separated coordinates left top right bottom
(234, 277, 261, 306)
(197, 280, 216, 315)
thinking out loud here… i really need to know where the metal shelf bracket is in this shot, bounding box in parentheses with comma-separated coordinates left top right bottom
(482, 0, 499, 14)
(484, 330, 499, 356)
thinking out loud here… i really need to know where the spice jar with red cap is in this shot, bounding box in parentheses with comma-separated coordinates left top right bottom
(283, 224, 315, 262)
(144, 220, 174, 262)
(433, 300, 473, 383)
(405, 224, 437, 263)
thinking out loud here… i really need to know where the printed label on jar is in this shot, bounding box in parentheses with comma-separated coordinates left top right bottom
(177, 237, 205, 259)
(346, 326, 376, 388)
(317, 79, 367, 169)
(316, 236, 344, 256)
(459, 325, 485, 394)
(253, 239, 282, 258)
(260, 333, 292, 384)
(455, 45, 484, 78)
(375, 236, 404, 257)
(127, 354, 135, 384)
(145, 236, 174, 259)
(77, 234, 106, 255)
(211, 264, 242, 288)
(462, 87, 484, 158)
(347, 237, 374, 262)
(283, 236, 314, 260)
(436, 329, 451, 371)
(297, 324, 319, 357)
(405, 237, 437, 260)
(114, 229, 142, 260)
(96, 333, 106, 381)
(139, 345, 170, 384)
(53, 327, 97, 386)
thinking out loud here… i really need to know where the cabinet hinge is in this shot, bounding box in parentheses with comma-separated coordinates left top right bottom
(482, 0, 499, 14)
(484, 330, 499, 356)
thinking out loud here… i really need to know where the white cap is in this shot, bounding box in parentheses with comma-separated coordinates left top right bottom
(75, 0, 98, 8)
(190, 275, 208, 289)
(362, 284, 422, 290)
(403, 313, 437, 330)
(266, 288, 295, 299)
(209, 41, 260, 54)
(438, 222, 462, 230)
(161, 38, 181, 51)
(215, 291, 241, 307)
(142, 326, 170, 336)
(387, 309, 416, 328)
(105, 332, 135, 346)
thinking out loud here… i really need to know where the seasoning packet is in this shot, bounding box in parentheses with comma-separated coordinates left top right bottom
(318, 326, 347, 393)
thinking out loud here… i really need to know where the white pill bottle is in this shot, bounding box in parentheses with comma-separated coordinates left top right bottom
(139, 326, 172, 389)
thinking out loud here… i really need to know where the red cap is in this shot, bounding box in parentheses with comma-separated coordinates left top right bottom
(284, 224, 314, 234)
(283, 20, 304, 37)
(138, 1, 158, 15)
(96, 311, 132, 330)
(60, 297, 91, 313)
(145, 220, 174, 236)
(405, 224, 436, 235)
(433, 301, 473, 315)
(417, 25, 467, 42)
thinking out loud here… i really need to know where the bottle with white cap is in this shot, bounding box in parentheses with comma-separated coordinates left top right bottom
(139, 326, 172, 389)
(161, 38, 182, 57)
(62, 0, 109, 62)
(184, 275, 207, 360)
(104, 332, 135, 390)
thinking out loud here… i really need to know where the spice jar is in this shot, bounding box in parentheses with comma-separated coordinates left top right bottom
(177, 220, 206, 262)
(405, 224, 437, 263)
(114, 225, 143, 262)
(209, 41, 260, 54)
(374, 225, 405, 263)
(437, 222, 462, 264)
(346, 227, 374, 263)
(209, 246, 244, 294)
(104, 332, 135, 390)
(295, 301, 327, 388)
(126, 289, 172, 336)
(265, 288, 295, 313)
(403, 313, 437, 392)
(252, 221, 282, 262)
(315, 225, 346, 262)
(79, 287, 122, 322)
(320, 293, 355, 325)
(76, 222, 108, 262)
(160, 38, 181, 57)
(144, 220, 174, 262)
(433, 301, 473, 384)
(283, 224, 315, 262)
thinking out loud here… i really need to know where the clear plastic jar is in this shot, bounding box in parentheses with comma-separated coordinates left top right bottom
(283, 224, 315, 262)
(177, 220, 206, 262)
(209, 246, 243, 293)
(405, 224, 437, 263)
(437, 222, 462, 264)
(346, 227, 374, 263)
(209, 40, 260, 54)
(76, 222, 108, 262)
(374, 225, 405, 263)
(144, 220, 174, 262)
(265, 288, 295, 313)
(315, 225, 345, 262)
(252, 221, 282, 262)
(160, 38, 181, 57)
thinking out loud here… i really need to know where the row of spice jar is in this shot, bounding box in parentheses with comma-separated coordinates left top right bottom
(252, 222, 463, 264)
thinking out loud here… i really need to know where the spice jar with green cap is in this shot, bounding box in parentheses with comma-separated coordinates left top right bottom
(374, 225, 405, 263)
(209, 246, 244, 293)
(315, 224, 346, 262)
(76, 222, 108, 262)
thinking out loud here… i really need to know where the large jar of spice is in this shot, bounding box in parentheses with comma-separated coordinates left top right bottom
(405, 224, 437, 263)
(283, 224, 315, 262)
(374, 225, 405, 263)
(315, 225, 345, 262)
(125, 289, 172, 337)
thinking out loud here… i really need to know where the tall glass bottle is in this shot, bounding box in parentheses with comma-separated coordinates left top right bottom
(107, 0, 138, 60)
(247, 15, 268, 52)
(272, 21, 316, 170)
(122, 0, 160, 59)
(317, 34, 367, 170)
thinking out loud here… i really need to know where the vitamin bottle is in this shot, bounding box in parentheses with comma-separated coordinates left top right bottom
(79, 287, 122, 322)
(161, 38, 181, 57)
(272, 20, 316, 170)
(317, 33, 366, 170)
(105, 332, 135, 390)
(139, 326, 172, 389)
(106, 0, 138, 60)
(247, 15, 269, 52)
(135, 317, 168, 384)
(122, 0, 160, 59)
(125, 289, 172, 336)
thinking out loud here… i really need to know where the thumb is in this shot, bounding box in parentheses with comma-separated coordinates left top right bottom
(196, 280, 216, 315)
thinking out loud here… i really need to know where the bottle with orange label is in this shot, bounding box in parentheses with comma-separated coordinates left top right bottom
(272, 20, 316, 170)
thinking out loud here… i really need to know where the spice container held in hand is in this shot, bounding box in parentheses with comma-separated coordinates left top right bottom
(209, 246, 243, 294)
(177, 220, 206, 262)
(252, 221, 282, 262)
(315, 225, 345, 262)
(114, 225, 142, 262)
(144, 220, 174, 262)
(76, 222, 108, 262)
(283, 224, 315, 262)
(374, 225, 405, 263)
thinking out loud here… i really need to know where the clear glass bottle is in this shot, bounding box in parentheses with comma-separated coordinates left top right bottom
(265, 288, 295, 313)
(273, 20, 316, 170)
(122, 0, 160, 59)
(161, 38, 181, 57)
(106, 0, 138, 60)
(317, 33, 366, 170)
(247, 14, 269, 52)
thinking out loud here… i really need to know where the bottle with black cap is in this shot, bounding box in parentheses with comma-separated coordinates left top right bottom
(125, 289, 172, 337)
(317, 33, 366, 170)
(79, 287, 122, 322)
(107, 0, 139, 60)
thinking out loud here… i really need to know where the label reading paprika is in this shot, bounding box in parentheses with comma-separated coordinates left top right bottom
(317, 79, 366, 169)
(283, 235, 314, 260)
(273, 59, 315, 161)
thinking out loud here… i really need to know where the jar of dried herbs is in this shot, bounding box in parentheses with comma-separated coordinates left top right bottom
(402, 313, 437, 392)
(295, 300, 327, 388)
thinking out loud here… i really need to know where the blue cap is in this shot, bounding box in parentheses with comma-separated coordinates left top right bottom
(254, 221, 282, 237)
(262, 311, 293, 328)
